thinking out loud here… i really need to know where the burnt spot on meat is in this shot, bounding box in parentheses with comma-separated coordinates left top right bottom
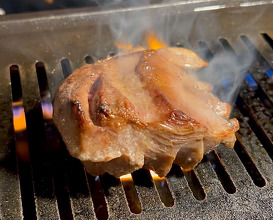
(88, 76, 104, 126)
(98, 104, 109, 117)
(69, 100, 86, 128)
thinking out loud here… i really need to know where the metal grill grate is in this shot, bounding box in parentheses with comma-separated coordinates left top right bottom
(0, 1, 273, 219)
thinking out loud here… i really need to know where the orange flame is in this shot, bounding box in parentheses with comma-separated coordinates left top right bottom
(150, 170, 166, 181)
(115, 31, 167, 52)
(13, 102, 26, 132)
(120, 170, 165, 181)
(43, 0, 54, 4)
(120, 173, 132, 181)
(13, 101, 53, 132)
(145, 32, 167, 49)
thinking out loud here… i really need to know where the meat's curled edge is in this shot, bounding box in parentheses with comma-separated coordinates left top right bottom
(53, 47, 239, 177)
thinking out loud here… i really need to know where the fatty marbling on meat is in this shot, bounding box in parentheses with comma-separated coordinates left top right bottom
(53, 48, 239, 177)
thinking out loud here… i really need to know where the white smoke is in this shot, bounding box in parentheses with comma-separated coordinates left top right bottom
(94, 0, 256, 105)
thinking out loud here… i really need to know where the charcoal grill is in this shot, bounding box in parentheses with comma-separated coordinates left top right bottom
(1, 1, 273, 219)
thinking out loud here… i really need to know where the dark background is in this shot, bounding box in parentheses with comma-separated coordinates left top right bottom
(0, 0, 98, 14)
(0, 0, 163, 14)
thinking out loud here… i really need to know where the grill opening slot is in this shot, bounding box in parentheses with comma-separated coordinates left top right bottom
(87, 175, 109, 220)
(120, 174, 142, 214)
(234, 141, 266, 187)
(167, 164, 184, 178)
(150, 171, 174, 207)
(219, 38, 237, 56)
(10, 65, 23, 102)
(35, 62, 57, 154)
(240, 35, 269, 70)
(66, 158, 90, 197)
(206, 150, 236, 194)
(131, 169, 154, 187)
(261, 33, 273, 50)
(184, 170, 206, 200)
(197, 41, 213, 62)
(64, 157, 96, 219)
(100, 173, 121, 196)
(28, 63, 64, 219)
(51, 141, 74, 220)
(10, 65, 37, 220)
(85, 55, 95, 64)
(52, 163, 74, 220)
(61, 59, 73, 78)
(35, 60, 74, 219)
(108, 52, 117, 57)
(35, 62, 49, 96)
(34, 62, 74, 219)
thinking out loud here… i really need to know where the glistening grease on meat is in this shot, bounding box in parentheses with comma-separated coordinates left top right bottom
(53, 47, 239, 177)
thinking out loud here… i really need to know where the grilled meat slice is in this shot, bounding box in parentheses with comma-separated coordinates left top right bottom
(53, 47, 239, 177)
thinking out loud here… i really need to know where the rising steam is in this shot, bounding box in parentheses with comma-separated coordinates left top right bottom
(95, 0, 254, 106)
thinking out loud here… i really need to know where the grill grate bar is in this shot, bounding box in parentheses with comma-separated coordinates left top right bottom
(10, 65, 37, 220)
(87, 175, 109, 220)
(19, 63, 61, 219)
(216, 145, 255, 189)
(234, 141, 266, 187)
(0, 89, 23, 220)
(121, 177, 142, 214)
(232, 107, 273, 183)
(183, 170, 206, 200)
(152, 173, 174, 207)
(1, 3, 273, 219)
(51, 156, 73, 220)
(209, 36, 273, 158)
(240, 35, 273, 104)
(198, 38, 271, 190)
(64, 156, 96, 219)
(216, 37, 272, 187)
(206, 151, 236, 194)
(244, 34, 273, 69)
(165, 165, 197, 208)
(131, 169, 163, 212)
(100, 174, 132, 219)
(239, 88, 273, 149)
(194, 157, 227, 198)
